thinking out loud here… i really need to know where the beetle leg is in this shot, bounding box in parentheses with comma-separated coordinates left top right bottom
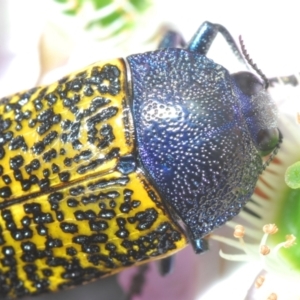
(157, 255, 175, 276)
(189, 236, 209, 254)
(158, 30, 186, 49)
(187, 21, 247, 67)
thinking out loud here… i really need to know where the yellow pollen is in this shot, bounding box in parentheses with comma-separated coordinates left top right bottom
(263, 224, 278, 235)
(260, 245, 270, 255)
(255, 275, 265, 288)
(233, 225, 245, 238)
(267, 292, 277, 300)
(284, 234, 296, 248)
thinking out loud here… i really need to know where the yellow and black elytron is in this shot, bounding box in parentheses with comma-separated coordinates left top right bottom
(0, 22, 280, 298)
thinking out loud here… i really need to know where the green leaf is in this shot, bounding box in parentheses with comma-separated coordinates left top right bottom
(93, 0, 112, 9)
(129, 0, 150, 12)
(285, 161, 300, 189)
(274, 187, 300, 270)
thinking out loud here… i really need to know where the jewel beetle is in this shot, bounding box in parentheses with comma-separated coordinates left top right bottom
(0, 21, 281, 298)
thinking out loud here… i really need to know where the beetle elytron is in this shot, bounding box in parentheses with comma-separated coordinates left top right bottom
(0, 21, 281, 298)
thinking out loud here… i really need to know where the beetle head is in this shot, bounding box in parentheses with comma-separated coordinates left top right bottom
(232, 71, 281, 158)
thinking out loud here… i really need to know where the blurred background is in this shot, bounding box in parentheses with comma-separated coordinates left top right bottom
(0, 1, 299, 299)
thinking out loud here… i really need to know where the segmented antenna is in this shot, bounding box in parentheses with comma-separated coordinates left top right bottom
(239, 36, 269, 89)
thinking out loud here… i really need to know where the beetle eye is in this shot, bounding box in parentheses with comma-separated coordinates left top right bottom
(232, 72, 264, 96)
(256, 127, 280, 156)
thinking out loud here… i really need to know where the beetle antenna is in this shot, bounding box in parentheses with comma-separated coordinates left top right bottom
(239, 36, 269, 90)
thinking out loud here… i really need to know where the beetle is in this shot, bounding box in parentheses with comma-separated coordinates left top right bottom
(0, 21, 281, 298)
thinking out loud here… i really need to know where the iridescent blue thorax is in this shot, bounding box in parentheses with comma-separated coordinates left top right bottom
(127, 48, 263, 241)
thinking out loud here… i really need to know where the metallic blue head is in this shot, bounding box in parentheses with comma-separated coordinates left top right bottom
(127, 47, 280, 251)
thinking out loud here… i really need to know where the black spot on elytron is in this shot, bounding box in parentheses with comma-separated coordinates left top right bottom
(10, 155, 24, 170)
(105, 243, 116, 252)
(73, 150, 92, 163)
(0, 165, 3, 176)
(28, 119, 37, 128)
(72, 235, 89, 245)
(89, 220, 108, 232)
(63, 157, 72, 167)
(0, 186, 12, 198)
(109, 200, 116, 208)
(31, 141, 45, 155)
(0, 230, 5, 245)
(0, 117, 12, 131)
(36, 108, 60, 135)
(48, 192, 64, 210)
(76, 148, 119, 175)
(90, 233, 108, 244)
(9, 135, 27, 151)
(25, 164, 32, 174)
(67, 198, 79, 207)
(84, 85, 94, 97)
(87, 254, 114, 268)
(34, 98, 43, 111)
(120, 202, 131, 213)
(72, 140, 82, 150)
(42, 269, 53, 277)
(115, 217, 129, 238)
(61, 119, 72, 131)
(74, 210, 97, 221)
(134, 208, 159, 231)
(3, 131, 13, 142)
(88, 175, 128, 191)
(38, 178, 50, 191)
(51, 163, 60, 173)
(87, 107, 118, 133)
(36, 224, 47, 236)
(69, 186, 84, 196)
(46, 256, 67, 267)
(43, 169, 50, 178)
(21, 179, 32, 191)
(0, 147, 5, 159)
(60, 148, 66, 155)
(44, 131, 58, 146)
(33, 212, 54, 224)
(82, 244, 100, 254)
(29, 174, 39, 184)
(2, 246, 15, 256)
(98, 202, 106, 210)
(2, 175, 11, 184)
(15, 122, 23, 131)
(131, 200, 141, 208)
(13, 169, 23, 181)
(66, 247, 77, 256)
(59, 172, 70, 182)
(32, 159, 40, 169)
(81, 194, 98, 205)
(43, 149, 57, 162)
(45, 93, 58, 106)
(23, 203, 54, 225)
(46, 237, 63, 248)
(55, 211, 64, 221)
(21, 216, 31, 227)
(66, 78, 83, 92)
(60, 222, 78, 234)
(98, 209, 116, 220)
(97, 124, 115, 149)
